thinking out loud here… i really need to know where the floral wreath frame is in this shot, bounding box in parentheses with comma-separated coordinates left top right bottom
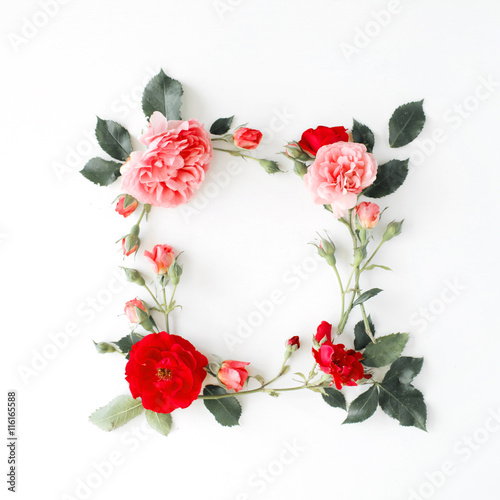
(83, 69, 428, 436)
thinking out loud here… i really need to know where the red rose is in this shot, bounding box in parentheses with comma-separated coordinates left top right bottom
(315, 321, 333, 343)
(312, 341, 367, 390)
(233, 127, 263, 150)
(125, 332, 208, 413)
(298, 126, 349, 156)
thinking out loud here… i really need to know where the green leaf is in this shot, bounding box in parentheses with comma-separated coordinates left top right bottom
(322, 387, 347, 411)
(352, 119, 375, 152)
(364, 264, 392, 272)
(210, 116, 234, 135)
(343, 386, 379, 424)
(352, 288, 383, 307)
(362, 333, 409, 368)
(115, 332, 144, 359)
(145, 410, 172, 437)
(142, 69, 183, 120)
(363, 159, 409, 198)
(382, 357, 424, 387)
(389, 100, 426, 148)
(379, 383, 427, 431)
(354, 315, 376, 351)
(80, 157, 122, 186)
(203, 385, 242, 427)
(95, 117, 132, 161)
(89, 395, 143, 432)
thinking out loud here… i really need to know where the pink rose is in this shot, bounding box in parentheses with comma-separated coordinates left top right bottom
(356, 202, 380, 229)
(233, 127, 263, 150)
(120, 112, 213, 208)
(124, 298, 147, 324)
(303, 142, 377, 218)
(144, 244, 175, 275)
(218, 360, 250, 392)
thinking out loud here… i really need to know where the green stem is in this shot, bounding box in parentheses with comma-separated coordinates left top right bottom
(198, 381, 329, 400)
(213, 147, 260, 162)
(162, 286, 169, 333)
(331, 263, 345, 317)
(136, 205, 148, 225)
(143, 284, 163, 312)
(361, 241, 385, 272)
(166, 284, 178, 334)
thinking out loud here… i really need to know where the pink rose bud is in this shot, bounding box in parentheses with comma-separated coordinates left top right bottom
(115, 195, 139, 218)
(233, 127, 263, 150)
(356, 202, 380, 229)
(286, 336, 300, 350)
(218, 360, 250, 392)
(124, 298, 147, 324)
(122, 236, 139, 256)
(144, 245, 175, 275)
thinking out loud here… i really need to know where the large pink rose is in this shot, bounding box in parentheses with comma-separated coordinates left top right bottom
(120, 112, 213, 208)
(303, 142, 377, 218)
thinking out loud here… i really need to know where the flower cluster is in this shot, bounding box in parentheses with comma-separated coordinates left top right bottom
(84, 70, 428, 436)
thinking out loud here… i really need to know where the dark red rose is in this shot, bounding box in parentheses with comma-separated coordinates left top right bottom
(125, 332, 208, 413)
(315, 321, 333, 343)
(298, 126, 349, 156)
(287, 336, 300, 349)
(312, 341, 367, 390)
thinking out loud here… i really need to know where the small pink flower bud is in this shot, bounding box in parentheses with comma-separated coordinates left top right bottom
(356, 202, 380, 229)
(115, 195, 138, 218)
(218, 360, 250, 392)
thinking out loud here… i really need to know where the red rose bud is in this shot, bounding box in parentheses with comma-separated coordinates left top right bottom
(286, 336, 300, 350)
(233, 127, 263, 150)
(315, 321, 333, 344)
(124, 298, 147, 324)
(382, 220, 404, 242)
(356, 202, 380, 229)
(312, 342, 369, 390)
(144, 244, 175, 275)
(125, 332, 208, 413)
(218, 360, 250, 392)
(115, 194, 138, 218)
(298, 126, 349, 156)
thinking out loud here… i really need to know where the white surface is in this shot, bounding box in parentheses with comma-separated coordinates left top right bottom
(2, 1, 500, 499)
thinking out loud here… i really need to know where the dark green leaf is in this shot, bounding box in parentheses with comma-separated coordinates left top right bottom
(354, 315, 376, 351)
(389, 100, 426, 148)
(363, 159, 409, 198)
(145, 410, 172, 437)
(80, 157, 122, 186)
(115, 332, 144, 359)
(210, 116, 234, 135)
(95, 117, 132, 161)
(352, 288, 383, 307)
(382, 357, 423, 387)
(343, 386, 379, 424)
(89, 395, 143, 431)
(322, 387, 347, 411)
(352, 119, 375, 152)
(379, 382, 427, 431)
(362, 333, 409, 367)
(203, 385, 242, 427)
(142, 69, 183, 120)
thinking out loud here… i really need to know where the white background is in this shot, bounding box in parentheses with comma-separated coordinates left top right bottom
(2, 1, 500, 499)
